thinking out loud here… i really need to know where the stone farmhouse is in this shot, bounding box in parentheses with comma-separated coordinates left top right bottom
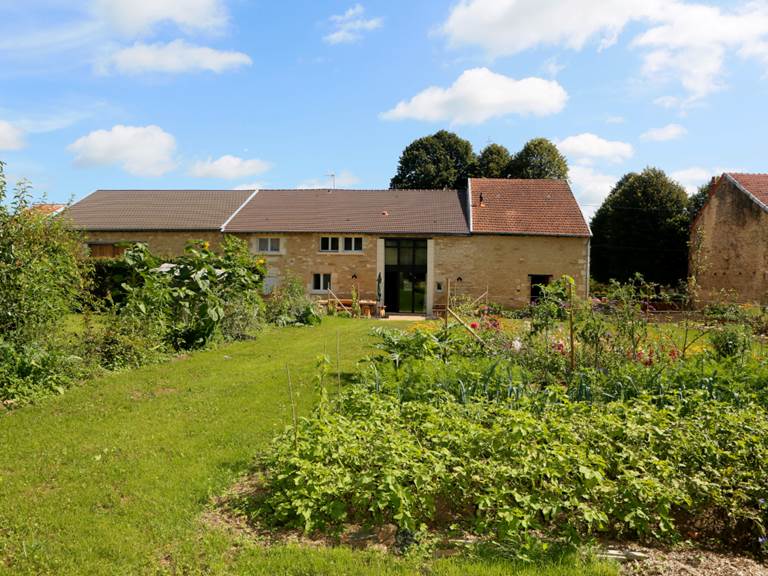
(691, 173, 768, 304)
(66, 178, 591, 313)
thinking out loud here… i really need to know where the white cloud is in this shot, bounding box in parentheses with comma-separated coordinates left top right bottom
(569, 165, 618, 219)
(670, 166, 714, 194)
(381, 67, 567, 125)
(68, 124, 177, 176)
(191, 155, 271, 179)
(92, 0, 227, 36)
(102, 40, 251, 74)
(233, 182, 263, 190)
(441, 0, 768, 103)
(298, 170, 361, 189)
(0, 121, 25, 150)
(557, 133, 633, 164)
(641, 123, 687, 141)
(324, 4, 382, 45)
(606, 115, 625, 124)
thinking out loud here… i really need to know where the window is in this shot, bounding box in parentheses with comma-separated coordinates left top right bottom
(256, 237, 281, 253)
(343, 236, 363, 252)
(312, 273, 332, 291)
(320, 237, 339, 252)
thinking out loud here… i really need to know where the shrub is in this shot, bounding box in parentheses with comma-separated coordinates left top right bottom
(0, 164, 90, 346)
(115, 238, 266, 351)
(264, 276, 320, 326)
(709, 324, 752, 358)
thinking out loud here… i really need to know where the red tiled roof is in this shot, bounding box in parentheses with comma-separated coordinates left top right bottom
(223, 188, 469, 234)
(726, 173, 768, 210)
(29, 203, 65, 215)
(469, 178, 590, 237)
(64, 189, 255, 230)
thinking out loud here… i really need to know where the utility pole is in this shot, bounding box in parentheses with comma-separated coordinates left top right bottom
(326, 172, 336, 189)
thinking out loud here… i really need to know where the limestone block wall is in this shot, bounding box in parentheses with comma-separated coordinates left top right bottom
(433, 234, 590, 308)
(692, 180, 768, 304)
(234, 233, 379, 299)
(83, 231, 225, 257)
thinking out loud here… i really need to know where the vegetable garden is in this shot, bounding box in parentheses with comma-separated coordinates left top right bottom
(246, 278, 768, 562)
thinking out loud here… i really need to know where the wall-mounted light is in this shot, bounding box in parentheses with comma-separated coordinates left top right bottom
(351, 273, 358, 280)
(456, 276, 463, 283)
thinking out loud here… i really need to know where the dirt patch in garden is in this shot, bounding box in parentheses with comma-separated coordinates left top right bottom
(616, 545, 768, 576)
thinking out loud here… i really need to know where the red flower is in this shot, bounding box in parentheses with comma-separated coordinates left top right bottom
(470, 322, 479, 329)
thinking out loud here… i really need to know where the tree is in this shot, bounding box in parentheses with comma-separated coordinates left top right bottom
(390, 130, 476, 190)
(506, 138, 568, 180)
(590, 167, 690, 285)
(687, 179, 713, 224)
(477, 143, 511, 178)
(0, 161, 89, 346)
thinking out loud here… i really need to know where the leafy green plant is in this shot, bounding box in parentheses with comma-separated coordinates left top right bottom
(709, 324, 752, 358)
(265, 276, 320, 326)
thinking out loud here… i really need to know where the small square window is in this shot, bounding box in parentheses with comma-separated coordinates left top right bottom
(256, 237, 280, 253)
(313, 273, 332, 291)
(320, 237, 339, 252)
(343, 237, 363, 252)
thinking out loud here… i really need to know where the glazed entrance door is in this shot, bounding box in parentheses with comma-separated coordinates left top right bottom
(384, 239, 427, 314)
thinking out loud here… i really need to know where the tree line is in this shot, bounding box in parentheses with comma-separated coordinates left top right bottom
(390, 130, 713, 288)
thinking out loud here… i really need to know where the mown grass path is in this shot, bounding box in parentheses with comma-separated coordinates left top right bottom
(0, 318, 616, 576)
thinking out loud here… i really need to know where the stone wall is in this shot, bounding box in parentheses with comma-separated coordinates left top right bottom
(83, 231, 225, 257)
(433, 234, 590, 308)
(234, 233, 380, 299)
(85, 229, 591, 309)
(692, 179, 768, 304)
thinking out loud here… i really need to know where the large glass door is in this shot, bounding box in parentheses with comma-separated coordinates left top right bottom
(384, 239, 427, 313)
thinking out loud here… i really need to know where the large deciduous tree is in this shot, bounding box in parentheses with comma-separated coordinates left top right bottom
(507, 138, 568, 180)
(390, 130, 476, 190)
(590, 167, 690, 286)
(477, 143, 511, 179)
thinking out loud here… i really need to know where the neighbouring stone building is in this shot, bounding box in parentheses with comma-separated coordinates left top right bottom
(691, 173, 768, 304)
(65, 178, 591, 312)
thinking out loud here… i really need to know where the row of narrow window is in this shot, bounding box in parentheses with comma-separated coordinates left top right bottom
(257, 236, 363, 253)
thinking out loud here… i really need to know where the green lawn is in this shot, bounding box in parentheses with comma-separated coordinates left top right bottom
(0, 317, 617, 575)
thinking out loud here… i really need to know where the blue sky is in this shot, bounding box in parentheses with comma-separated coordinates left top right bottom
(1, 0, 768, 217)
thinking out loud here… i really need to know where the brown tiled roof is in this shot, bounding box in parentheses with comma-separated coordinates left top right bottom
(223, 188, 469, 234)
(469, 178, 590, 237)
(726, 173, 768, 210)
(64, 189, 255, 230)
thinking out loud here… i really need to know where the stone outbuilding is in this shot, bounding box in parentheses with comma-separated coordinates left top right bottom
(65, 178, 591, 312)
(691, 173, 768, 304)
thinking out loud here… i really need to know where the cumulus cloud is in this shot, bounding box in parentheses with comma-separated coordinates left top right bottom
(569, 165, 618, 219)
(641, 123, 687, 141)
(298, 170, 361, 189)
(440, 0, 768, 103)
(670, 166, 715, 194)
(68, 124, 177, 176)
(92, 0, 228, 36)
(191, 155, 271, 179)
(324, 4, 382, 44)
(102, 40, 252, 74)
(381, 67, 567, 125)
(557, 133, 633, 164)
(0, 120, 25, 150)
